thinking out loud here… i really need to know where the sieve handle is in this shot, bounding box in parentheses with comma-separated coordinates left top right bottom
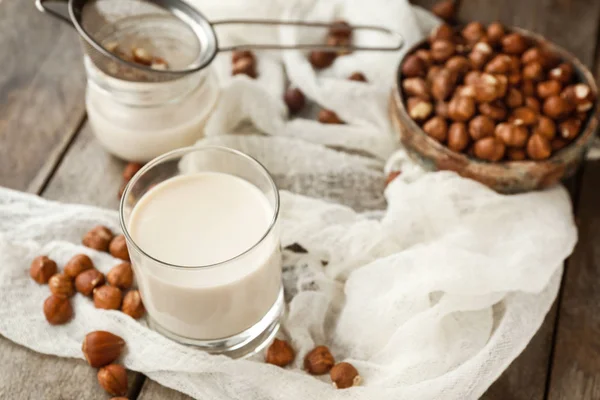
(36, 0, 74, 27)
(211, 19, 403, 52)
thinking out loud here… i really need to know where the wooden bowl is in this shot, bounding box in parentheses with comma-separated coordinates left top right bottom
(391, 27, 599, 193)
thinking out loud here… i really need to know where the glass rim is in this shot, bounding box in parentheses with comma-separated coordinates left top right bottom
(119, 145, 280, 270)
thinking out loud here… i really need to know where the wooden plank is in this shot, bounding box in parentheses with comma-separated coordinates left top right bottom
(0, 0, 86, 193)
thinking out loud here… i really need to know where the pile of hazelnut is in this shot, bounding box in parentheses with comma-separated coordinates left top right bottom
(400, 21, 596, 162)
(264, 339, 361, 390)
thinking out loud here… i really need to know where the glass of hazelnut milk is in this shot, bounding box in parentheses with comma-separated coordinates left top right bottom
(119, 146, 283, 357)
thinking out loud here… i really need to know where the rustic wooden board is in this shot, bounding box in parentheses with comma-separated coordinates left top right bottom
(0, 0, 87, 193)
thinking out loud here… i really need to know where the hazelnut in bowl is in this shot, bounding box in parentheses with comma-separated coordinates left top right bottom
(391, 22, 599, 193)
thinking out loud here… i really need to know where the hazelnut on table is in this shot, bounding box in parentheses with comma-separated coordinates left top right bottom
(109, 235, 130, 261)
(83, 225, 114, 252)
(49, 273, 75, 298)
(82, 331, 126, 368)
(330, 362, 361, 389)
(98, 364, 128, 396)
(30, 255, 57, 284)
(318, 109, 344, 124)
(94, 285, 123, 310)
(107, 262, 134, 291)
(75, 268, 105, 296)
(43, 294, 73, 325)
(64, 254, 94, 279)
(304, 345, 335, 375)
(284, 88, 306, 115)
(122, 290, 145, 319)
(265, 338, 295, 367)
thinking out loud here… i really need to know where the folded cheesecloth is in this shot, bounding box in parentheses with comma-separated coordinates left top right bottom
(0, 0, 578, 399)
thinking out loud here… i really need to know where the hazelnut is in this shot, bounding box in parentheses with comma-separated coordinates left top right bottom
(486, 22, 505, 45)
(495, 123, 529, 147)
(109, 235, 130, 261)
(510, 107, 538, 126)
(326, 35, 351, 56)
(522, 80, 536, 97)
(429, 23, 454, 43)
(435, 101, 450, 118)
(507, 72, 522, 86)
(329, 20, 352, 38)
(232, 50, 254, 63)
(318, 109, 344, 124)
(526, 133, 552, 160)
(534, 116, 557, 140)
(474, 137, 506, 161)
(309, 51, 336, 69)
(94, 285, 123, 310)
(431, 40, 456, 62)
(385, 171, 402, 187)
(348, 72, 367, 82)
(431, 68, 457, 101)
(501, 33, 529, 55)
(485, 55, 512, 74)
(505, 88, 524, 108)
(562, 84, 595, 112)
(75, 268, 105, 296)
(474, 73, 506, 102)
(402, 77, 430, 98)
(549, 63, 574, 84)
(447, 122, 470, 152)
(432, 0, 456, 22)
(462, 22, 486, 44)
(551, 138, 569, 151)
(507, 148, 527, 161)
(304, 345, 335, 375)
(107, 262, 134, 291)
(232, 57, 257, 78)
(49, 273, 75, 298)
(98, 364, 128, 396)
(265, 338, 295, 367)
(330, 362, 361, 389)
(448, 95, 476, 122)
(445, 56, 471, 77)
(121, 290, 145, 319)
(522, 62, 545, 82)
(284, 88, 306, 114)
(508, 56, 521, 73)
(64, 254, 94, 279)
(43, 295, 73, 325)
(82, 331, 126, 368)
(30, 255, 58, 284)
(415, 49, 433, 67)
(543, 95, 572, 119)
(402, 55, 426, 78)
(468, 115, 495, 140)
(455, 85, 476, 98)
(427, 66, 443, 84)
(407, 97, 433, 121)
(537, 80, 562, 99)
(468, 45, 493, 70)
(479, 101, 507, 121)
(131, 47, 152, 66)
(524, 96, 541, 113)
(464, 71, 481, 86)
(559, 118, 582, 140)
(521, 47, 543, 65)
(423, 116, 448, 142)
(83, 225, 114, 252)
(122, 163, 142, 181)
(151, 58, 169, 71)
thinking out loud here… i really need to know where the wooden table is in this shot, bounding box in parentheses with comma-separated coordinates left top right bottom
(1, 0, 599, 398)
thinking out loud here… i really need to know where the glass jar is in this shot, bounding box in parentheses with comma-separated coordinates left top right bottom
(85, 56, 219, 162)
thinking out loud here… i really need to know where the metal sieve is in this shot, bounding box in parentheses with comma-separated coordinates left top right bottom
(37, 0, 404, 83)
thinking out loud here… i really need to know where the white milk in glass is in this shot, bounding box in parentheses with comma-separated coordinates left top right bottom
(128, 172, 281, 340)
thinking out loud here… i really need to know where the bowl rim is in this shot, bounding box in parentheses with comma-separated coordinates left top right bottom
(394, 25, 600, 166)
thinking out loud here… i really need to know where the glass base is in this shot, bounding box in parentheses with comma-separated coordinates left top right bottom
(148, 288, 284, 358)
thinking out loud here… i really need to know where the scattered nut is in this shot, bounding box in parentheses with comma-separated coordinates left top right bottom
(448, 95, 476, 122)
(64, 254, 94, 279)
(304, 346, 335, 375)
(49, 273, 75, 298)
(82, 331, 125, 368)
(495, 123, 529, 147)
(265, 338, 295, 367)
(330, 362, 361, 389)
(423, 116, 448, 142)
(43, 295, 73, 325)
(309, 51, 336, 69)
(94, 285, 123, 310)
(402, 55, 427, 78)
(83, 226, 114, 252)
(407, 97, 433, 121)
(348, 72, 367, 82)
(468, 115, 495, 140)
(98, 364, 128, 396)
(121, 290, 145, 319)
(107, 262, 134, 291)
(30, 256, 58, 284)
(543, 95, 572, 119)
(526, 133, 552, 160)
(109, 235, 130, 261)
(318, 109, 344, 124)
(447, 122, 470, 152)
(75, 268, 105, 296)
(284, 88, 306, 114)
(474, 137, 506, 161)
(501, 33, 529, 55)
(432, 0, 456, 23)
